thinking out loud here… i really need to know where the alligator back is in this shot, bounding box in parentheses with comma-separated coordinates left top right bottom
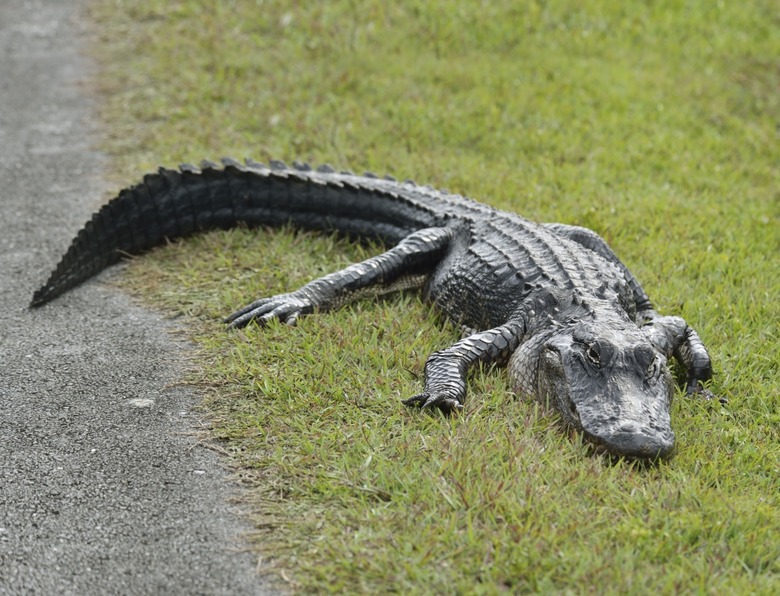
(31, 159, 481, 306)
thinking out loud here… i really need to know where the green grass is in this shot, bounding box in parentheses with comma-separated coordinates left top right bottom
(87, 1, 778, 593)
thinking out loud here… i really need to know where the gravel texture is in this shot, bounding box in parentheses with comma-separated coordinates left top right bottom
(0, 1, 275, 593)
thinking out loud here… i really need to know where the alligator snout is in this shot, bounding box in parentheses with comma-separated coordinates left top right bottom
(595, 426, 676, 459)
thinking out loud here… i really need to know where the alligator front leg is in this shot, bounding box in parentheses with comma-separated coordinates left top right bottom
(403, 321, 525, 413)
(225, 227, 453, 328)
(639, 311, 722, 402)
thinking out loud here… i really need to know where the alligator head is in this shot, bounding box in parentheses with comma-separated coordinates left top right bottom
(510, 318, 675, 459)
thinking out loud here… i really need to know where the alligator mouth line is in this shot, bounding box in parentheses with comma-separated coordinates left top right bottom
(563, 393, 581, 426)
(579, 427, 676, 461)
(580, 435, 675, 465)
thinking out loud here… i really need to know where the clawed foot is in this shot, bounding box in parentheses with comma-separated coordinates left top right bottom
(402, 391, 464, 414)
(224, 292, 315, 329)
(686, 381, 727, 405)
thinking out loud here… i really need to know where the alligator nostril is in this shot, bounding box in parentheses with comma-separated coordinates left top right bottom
(617, 422, 639, 435)
(609, 430, 675, 459)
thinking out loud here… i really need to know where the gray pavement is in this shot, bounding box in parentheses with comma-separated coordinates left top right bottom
(0, 1, 275, 594)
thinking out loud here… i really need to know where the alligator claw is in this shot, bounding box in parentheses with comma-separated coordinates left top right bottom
(685, 382, 727, 405)
(224, 293, 313, 329)
(402, 392, 463, 414)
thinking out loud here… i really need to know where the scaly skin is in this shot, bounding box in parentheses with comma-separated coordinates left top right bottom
(32, 158, 720, 459)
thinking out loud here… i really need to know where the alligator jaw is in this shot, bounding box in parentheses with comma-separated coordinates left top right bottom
(586, 424, 676, 460)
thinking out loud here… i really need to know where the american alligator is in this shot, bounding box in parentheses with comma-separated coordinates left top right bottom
(31, 158, 718, 459)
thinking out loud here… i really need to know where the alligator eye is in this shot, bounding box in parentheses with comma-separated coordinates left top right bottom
(646, 354, 661, 382)
(574, 339, 602, 367)
(634, 345, 654, 369)
(586, 344, 600, 366)
(634, 345, 657, 379)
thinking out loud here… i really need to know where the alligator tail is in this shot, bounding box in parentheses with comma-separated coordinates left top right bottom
(31, 158, 441, 307)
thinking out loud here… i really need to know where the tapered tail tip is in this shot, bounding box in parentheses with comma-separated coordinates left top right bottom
(30, 287, 52, 308)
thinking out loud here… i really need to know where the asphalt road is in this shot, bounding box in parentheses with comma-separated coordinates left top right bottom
(0, 1, 275, 594)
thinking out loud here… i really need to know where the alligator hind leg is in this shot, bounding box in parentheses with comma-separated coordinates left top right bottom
(403, 321, 525, 413)
(225, 227, 453, 328)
